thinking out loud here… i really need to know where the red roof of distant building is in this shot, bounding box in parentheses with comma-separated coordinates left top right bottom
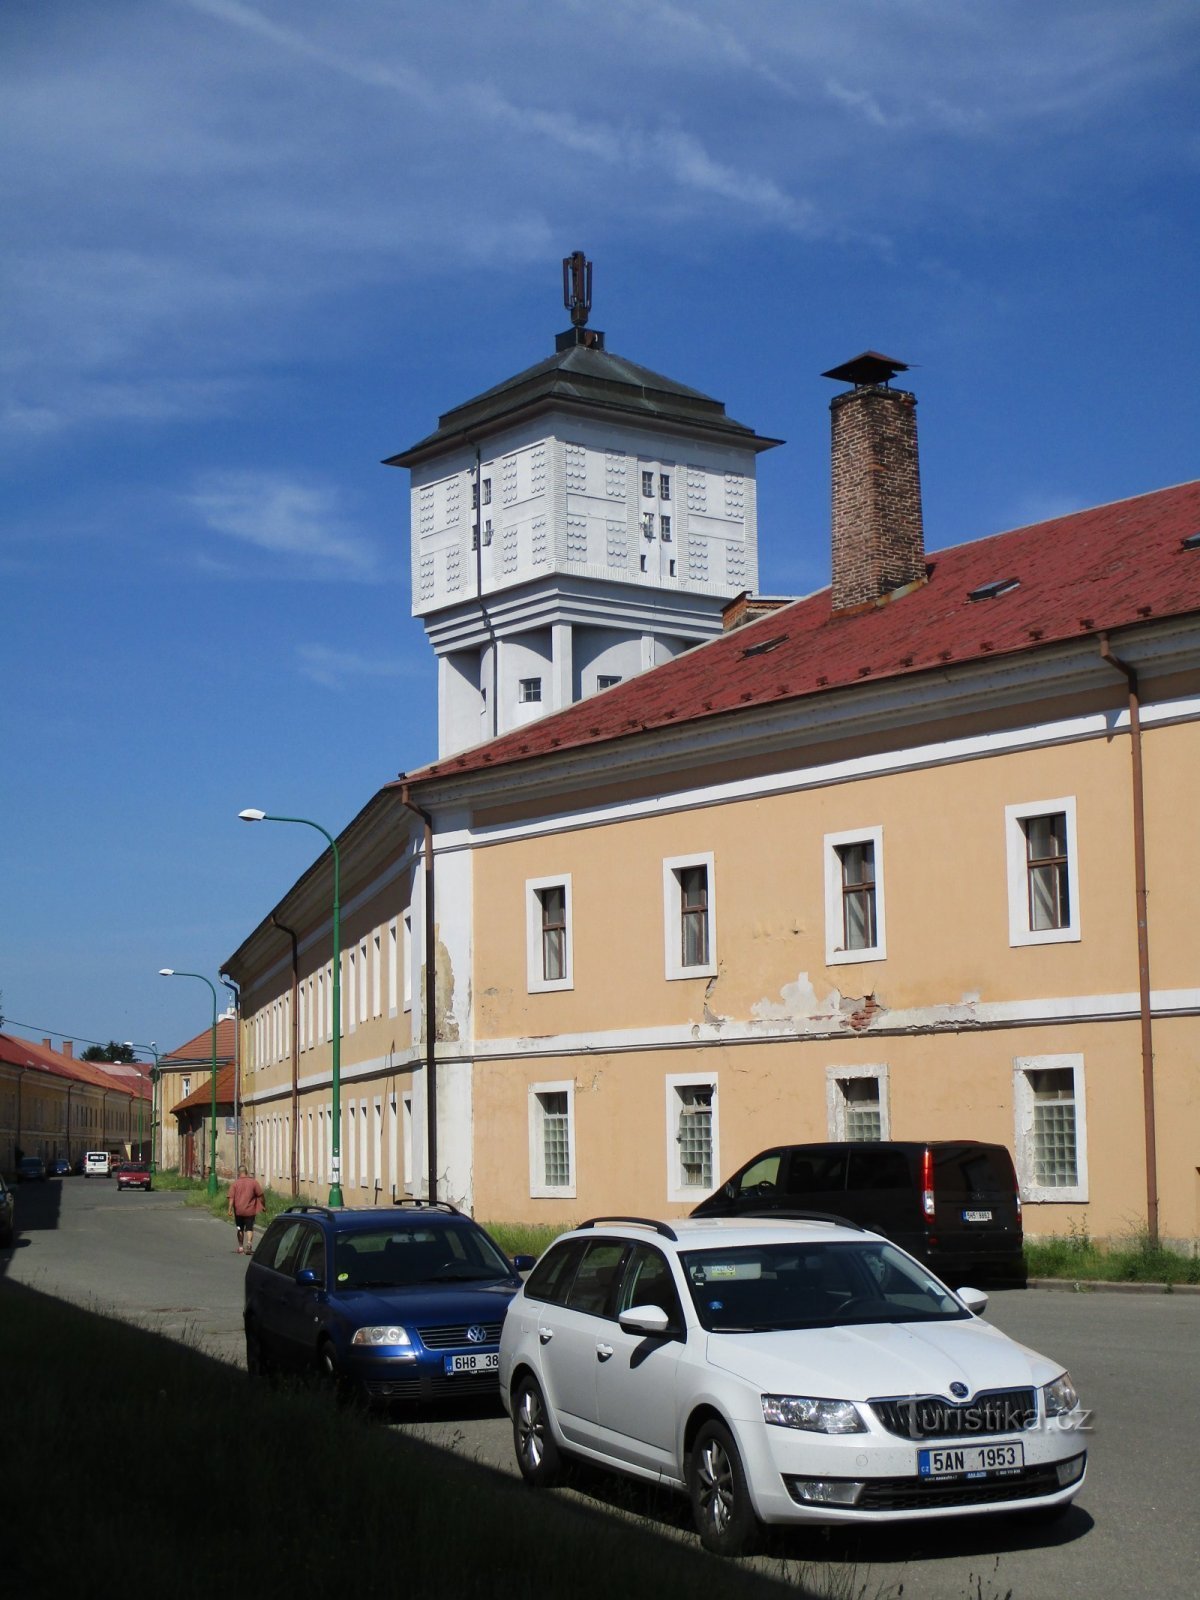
(0, 1033, 150, 1099)
(171, 1064, 237, 1115)
(162, 1018, 236, 1069)
(406, 481, 1200, 783)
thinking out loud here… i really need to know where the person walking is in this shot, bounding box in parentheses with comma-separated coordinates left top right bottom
(227, 1166, 266, 1255)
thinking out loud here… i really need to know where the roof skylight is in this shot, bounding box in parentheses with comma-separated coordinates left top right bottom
(739, 633, 789, 658)
(967, 577, 1020, 602)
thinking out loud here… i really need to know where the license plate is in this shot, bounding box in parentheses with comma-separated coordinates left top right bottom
(919, 1443, 1023, 1477)
(445, 1351, 498, 1375)
(962, 1209, 993, 1222)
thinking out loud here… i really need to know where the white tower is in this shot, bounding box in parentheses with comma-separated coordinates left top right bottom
(386, 254, 782, 758)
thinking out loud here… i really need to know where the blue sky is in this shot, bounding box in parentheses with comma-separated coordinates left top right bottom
(2, 0, 1197, 1056)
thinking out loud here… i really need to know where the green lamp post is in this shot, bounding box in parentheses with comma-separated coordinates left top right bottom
(124, 1039, 160, 1168)
(159, 969, 219, 1197)
(239, 809, 343, 1207)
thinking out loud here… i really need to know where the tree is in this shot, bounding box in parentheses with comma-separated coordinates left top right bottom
(81, 1041, 137, 1063)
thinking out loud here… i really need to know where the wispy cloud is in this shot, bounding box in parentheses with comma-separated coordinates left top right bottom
(186, 471, 378, 577)
(295, 643, 426, 690)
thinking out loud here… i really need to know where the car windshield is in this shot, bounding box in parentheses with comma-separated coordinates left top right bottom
(680, 1240, 968, 1332)
(332, 1223, 513, 1289)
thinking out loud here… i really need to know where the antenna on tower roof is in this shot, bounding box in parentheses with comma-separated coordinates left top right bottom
(563, 250, 592, 328)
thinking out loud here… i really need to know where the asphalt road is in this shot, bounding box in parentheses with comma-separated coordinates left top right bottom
(4, 1177, 1198, 1600)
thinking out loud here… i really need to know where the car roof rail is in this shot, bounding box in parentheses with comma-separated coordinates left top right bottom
(283, 1203, 337, 1219)
(390, 1198, 463, 1215)
(732, 1208, 869, 1231)
(577, 1215, 679, 1242)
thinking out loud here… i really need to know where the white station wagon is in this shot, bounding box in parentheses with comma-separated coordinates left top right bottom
(498, 1216, 1087, 1555)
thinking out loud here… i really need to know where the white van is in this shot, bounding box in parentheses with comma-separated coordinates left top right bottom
(84, 1151, 111, 1179)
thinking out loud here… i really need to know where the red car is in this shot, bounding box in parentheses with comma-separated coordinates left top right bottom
(117, 1162, 152, 1192)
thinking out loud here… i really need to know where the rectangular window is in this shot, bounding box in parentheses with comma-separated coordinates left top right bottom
(359, 1098, 369, 1189)
(824, 826, 886, 964)
(526, 875, 573, 992)
(529, 1080, 575, 1197)
(1014, 1054, 1087, 1202)
(660, 514, 671, 541)
(596, 674, 621, 690)
(669, 559, 676, 577)
(471, 479, 479, 510)
(1006, 799, 1080, 945)
(519, 677, 542, 703)
(359, 938, 369, 1022)
(827, 1065, 889, 1141)
(641, 511, 655, 538)
(387, 921, 398, 1016)
(641, 469, 654, 498)
(401, 1091, 414, 1193)
(663, 852, 717, 979)
(347, 950, 357, 1030)
(482, 478, 492, 505)
(666, 1074, 719, 1203)
(402, 907, 413, 1010)
(659, 473, 671, 501)
(373, 933, 382, 1018)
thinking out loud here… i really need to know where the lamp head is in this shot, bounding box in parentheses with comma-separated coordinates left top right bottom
(239, 808, 266, 822)
(158, 968, 174, 977)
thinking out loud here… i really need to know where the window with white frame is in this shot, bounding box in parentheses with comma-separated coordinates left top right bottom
(526, 875, 573, 992)
(358, 938, 368, 1022)
(519, 677, 542, 703)
(181, 1075, 191, 1099)
(1005, 798, 1080, 945)
(387, 921, 398, 1016)
(826, 1064, 889, 1140)
(347, 949, 357, 1030)
(663, 852, 717, 979)
(824, 826, 886, 964)
(402, 907, 413, 1011)
(1013, 1054, 1088, 1202)
(401, 1091, 414, 1193)
(596, 673, 622, 690)
(529, 1080, 575, 1197)
(372, 932, 382, 1018)
(665, 1074, 719, 1202)
(641, 469, 655, 498)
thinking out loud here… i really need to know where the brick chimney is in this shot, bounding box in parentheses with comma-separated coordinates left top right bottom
(63, 1040, 74, 1058)
(824, 352, 926, 614)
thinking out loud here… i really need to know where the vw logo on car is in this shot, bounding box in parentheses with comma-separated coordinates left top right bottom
(467, 1324, 487, 1344)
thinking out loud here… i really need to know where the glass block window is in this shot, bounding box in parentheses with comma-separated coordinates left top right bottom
(676, 1084, 714, 1189)
(1030, 1068, 1078, 1187)
(539, 1092, 571, 1188)
(841, 1076, 882, 1141)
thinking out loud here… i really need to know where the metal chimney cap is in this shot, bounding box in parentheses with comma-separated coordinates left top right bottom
(821, 351, 910, 388)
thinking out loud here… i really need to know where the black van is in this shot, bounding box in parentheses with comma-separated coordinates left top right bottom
(691, 1141, 1025, 1285)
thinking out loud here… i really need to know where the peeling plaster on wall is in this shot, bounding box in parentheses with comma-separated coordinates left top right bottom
(424, 926, 460, 1043)
(844, 993, 884, 1032)
(751, 972, 828, 1022)
(703, 971, 727, 1028)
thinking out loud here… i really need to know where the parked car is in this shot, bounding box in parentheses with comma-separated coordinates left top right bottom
(83, 1151, 111, 1179)
(117, 1162, 152, 1192)
(16, 1156, 46, 1182)
(243, 1201, 536, 1404)
(0, 1175, 14, 1246)
(499, 1215, 1086, 1555)
(47, 1157, 72, 1178)
(691, 1141, 1026, 1285)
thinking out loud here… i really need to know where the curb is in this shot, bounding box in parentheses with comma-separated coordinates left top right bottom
(1027, 1276, 1200, 1296)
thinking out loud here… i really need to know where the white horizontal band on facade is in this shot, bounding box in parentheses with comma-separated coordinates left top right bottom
(433, 691, 1200, 856)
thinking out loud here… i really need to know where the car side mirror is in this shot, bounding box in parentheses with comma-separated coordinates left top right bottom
(295, 1267, 322, 1288)
(512, 1254, 537, 1274)
(618, 1303, 672, 1337)
(956, 1286, 989, 1315)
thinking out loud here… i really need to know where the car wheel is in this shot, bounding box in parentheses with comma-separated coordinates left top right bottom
(512, 1375, 562, 1487)
(317, 1340, 358, 1406)
(687, 1420, 759, 1557)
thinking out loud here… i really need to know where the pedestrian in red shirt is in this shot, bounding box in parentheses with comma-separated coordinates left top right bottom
(227, 1167, 266, 1254)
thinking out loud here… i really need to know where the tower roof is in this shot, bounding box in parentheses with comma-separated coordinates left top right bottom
(385, 340, 782, 468)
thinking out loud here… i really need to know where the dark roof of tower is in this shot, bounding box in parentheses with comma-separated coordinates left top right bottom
(385, 340, 783, 467)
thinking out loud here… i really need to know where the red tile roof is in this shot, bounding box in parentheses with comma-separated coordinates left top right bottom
(162, 1018, 236, 1069)
(0, 1033, 150, 1099)
(407, 481, 1200, 784)
(171, 1063, 237, 1115)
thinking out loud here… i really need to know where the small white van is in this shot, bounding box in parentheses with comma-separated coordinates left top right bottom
(84, 1151, 111, 1179)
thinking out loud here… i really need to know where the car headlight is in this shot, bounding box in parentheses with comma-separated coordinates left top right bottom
(351, 1325, 413, 1347)
(1042, 1372, 1078, 1416)
(762, 1394, 866, 1433)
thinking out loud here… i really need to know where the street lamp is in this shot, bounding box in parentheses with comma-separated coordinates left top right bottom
(159, 969, 219, 1197)
(239, 808, 343, 1207)
(125, 1041, 161, 1173)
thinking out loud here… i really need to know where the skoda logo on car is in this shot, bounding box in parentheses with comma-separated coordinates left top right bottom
(950, 1381, 969, 1398)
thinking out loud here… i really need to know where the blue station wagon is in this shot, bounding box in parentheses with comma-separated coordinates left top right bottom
(244, 1202, 534, 1404)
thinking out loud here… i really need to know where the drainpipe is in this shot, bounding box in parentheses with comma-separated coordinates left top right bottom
(400, 785, 438, 1204)
(221, 976, 242, 1170)
(268, 923, 301, 1197)
(1099, 632, 1158, 1247)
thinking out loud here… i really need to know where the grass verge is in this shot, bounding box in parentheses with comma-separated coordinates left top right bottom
(1024, 1225, 1200, 1285)
(1, 1279, 816, 1599)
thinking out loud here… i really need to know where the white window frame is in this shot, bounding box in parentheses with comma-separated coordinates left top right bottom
(662, 851, 717, 980)
(525, 874, 573, 993)
(387, 920, 398, 1017)
(1013, 1053, 1088, 1203)
(401, 1091, 414, 1193)
(825, 1063, 890, 1140)
(528, 1079, 576, 1199)
(518, 677, 542, 703)
(372, 932, 382, 1019)
(824, 825, 886, 965)
(665, 1072, 719, 1204)
(347, 949, 357, 1032)
(402, 907, 413, 1011)
(1005, 797, 1080, 946)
